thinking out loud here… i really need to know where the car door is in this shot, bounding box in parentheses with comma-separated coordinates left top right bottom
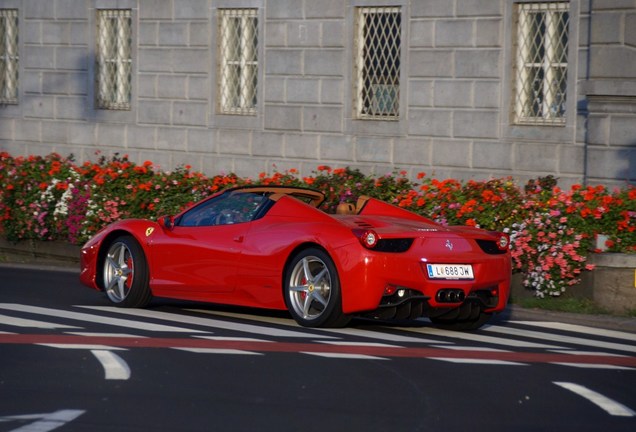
(148, 223, 247, 294)
(146, 191, 265, 295)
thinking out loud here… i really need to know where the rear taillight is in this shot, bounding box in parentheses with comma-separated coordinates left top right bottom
(354, 229, 379, 249)
(498, 234, 510, 250)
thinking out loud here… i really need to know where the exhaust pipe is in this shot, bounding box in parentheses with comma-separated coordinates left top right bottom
(435, 289, 465, 303)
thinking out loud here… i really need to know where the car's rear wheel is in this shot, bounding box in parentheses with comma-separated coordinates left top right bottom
(102, 235, 151, 308)
(284, 248, 350, 328)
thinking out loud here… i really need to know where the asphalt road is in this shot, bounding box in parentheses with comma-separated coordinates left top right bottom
(1, 265, 635, 432)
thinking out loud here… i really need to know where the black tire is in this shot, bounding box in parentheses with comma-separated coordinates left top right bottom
(284, 248, 350, 328)
(102, 235, 151, 308)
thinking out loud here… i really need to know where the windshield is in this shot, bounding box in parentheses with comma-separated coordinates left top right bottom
(177, 191, 269, 227)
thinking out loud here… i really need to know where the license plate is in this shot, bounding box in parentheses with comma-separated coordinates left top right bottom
(426, 264, 474, 280)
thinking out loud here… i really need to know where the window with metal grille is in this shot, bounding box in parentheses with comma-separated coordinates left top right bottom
(96, 9, 132, 110)
(218, 9, 258, 115)
(353, 7, 401, 120)
(0, 9, 18, 104)
(512, 2, 569, 125)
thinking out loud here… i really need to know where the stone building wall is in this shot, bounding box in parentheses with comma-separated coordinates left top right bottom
(0, 0, 634, 188)
(582, 0, 636, 186)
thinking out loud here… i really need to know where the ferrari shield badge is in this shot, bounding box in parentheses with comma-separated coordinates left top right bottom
(146, 227, 154, 237)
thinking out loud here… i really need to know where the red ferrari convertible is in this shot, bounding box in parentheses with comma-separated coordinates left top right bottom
(80, 185, 511, 330)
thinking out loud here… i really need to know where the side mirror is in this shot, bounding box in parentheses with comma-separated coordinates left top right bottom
(158, 215, 175, 230)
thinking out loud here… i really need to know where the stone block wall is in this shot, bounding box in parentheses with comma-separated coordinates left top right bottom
(582, 0, 636, 187)
(0, 0, 633, 187)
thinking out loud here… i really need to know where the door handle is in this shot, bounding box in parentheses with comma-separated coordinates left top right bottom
(233, 235, 244, 243)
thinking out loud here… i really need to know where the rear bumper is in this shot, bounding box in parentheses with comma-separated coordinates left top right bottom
(336, 248, 511, 315)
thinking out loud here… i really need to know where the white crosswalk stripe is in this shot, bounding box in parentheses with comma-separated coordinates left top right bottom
(548, 349, 629, 357)
(510, 321, 636, 342)
(66, 332, 146, 338)
(396, 326, 567, 349)
(38, 344, 127, 350)
(482, 324, 636, 354)
(204, 310, 446, 344)
(429, 358, 528, 366)
(1, 302, 635, 369)
(79, 305, 336, 339)
(318, 341, 403, 348)
(551, 362, 634, 370)
(174, 347, 263, 355)
(195, 336, 272, 343)
(316, 326, 450, 344)
(0, 313, 80, 330)
(0, 303, 208, 334)
(301, 352, 389, 360)
(430, 345, 512, 352)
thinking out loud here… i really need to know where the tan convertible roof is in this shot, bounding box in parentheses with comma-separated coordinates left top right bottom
(230, 185, 325, 208)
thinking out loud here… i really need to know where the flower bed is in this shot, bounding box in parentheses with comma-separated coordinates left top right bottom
(1, 152, 634, 298)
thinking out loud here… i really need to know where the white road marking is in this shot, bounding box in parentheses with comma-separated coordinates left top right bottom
(551, 362, 635, 371)
(195, 336, 272, 343)
(548, 349, 628, 357)
(186, 308, 338, 339)
(431, 345, 512, 352)
(207, 310, 450, 344)
(65, 332, 147, 338)
(0, 303, 206, 333)
(91, 350, 131, 380)
(319, 326, 451, 344)
(398, 326, 565, 349)
(301, 352, 389, 360)
(428, 358, 528, 366)
(4, 302, 634, 371)
(0, 314, 80, 329)
(317, 341, 403, 348)
(37, 343, 127, 350)
(0, 409, 85, 431)
(200, 310, 297, 326)
(554, 382, 636, 417)
(82, 306, 335, 339)
(174, 348, 263, 355)
(510, 321, 636, 342)
(483, 325, 636, 353)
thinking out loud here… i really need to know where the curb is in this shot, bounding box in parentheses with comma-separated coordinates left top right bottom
(0, 238, 80, 266)
(501, 305, 636, 334)
(0, 261, 79, 273)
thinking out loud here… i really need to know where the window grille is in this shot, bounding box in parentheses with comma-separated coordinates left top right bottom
(96, 9, 132, 110)
(512, 2, 569, 125)
(353, 7, 401, 119)
(0, 9, 18, 104)
(218, 9, 258, 115)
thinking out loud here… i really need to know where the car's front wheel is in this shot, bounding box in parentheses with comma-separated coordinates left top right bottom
(284, 248, 350, 328)
(102, 235, 151, 308)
